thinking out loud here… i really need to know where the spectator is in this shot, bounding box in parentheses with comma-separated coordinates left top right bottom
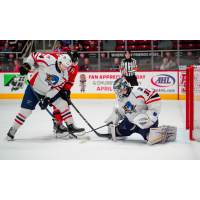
(157, 58, 169, 70)
(79, 58, 89, 71)
(165, 58, 178, 70)
(78, 41, 87, 51)
(0, 60, 5, 71)
(13, 41, 23, 58)
(113, 58, 120, 71)
(88, 41, 98, 51)
(58, 40, 71, 46)
(54, 42, 65, 53)
(13, 59, 21, 72)
(6, 59, 14, 71)
(1, 43, 12, 52)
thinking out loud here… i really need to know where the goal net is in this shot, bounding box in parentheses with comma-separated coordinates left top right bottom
(186, 66, 200, 141)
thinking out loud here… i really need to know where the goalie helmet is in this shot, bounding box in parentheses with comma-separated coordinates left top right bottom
(57, 54, 72, 67)
(113, 78, 129, 99)
(67, 50, 79, 65)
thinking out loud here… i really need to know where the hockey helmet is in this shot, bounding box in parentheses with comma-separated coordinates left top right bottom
(57, 54, 72, 68)
(113, 78, 129, 99)
(67, 50, 79, 65)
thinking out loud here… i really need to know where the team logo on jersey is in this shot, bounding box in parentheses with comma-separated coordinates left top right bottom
(123, 101, 137, 114)
(151, 74, 175, 87)
(45, 74, 59, 85)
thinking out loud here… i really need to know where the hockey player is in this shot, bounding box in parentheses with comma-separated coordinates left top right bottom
(104, 78, 177, 145)
(52, 50, 80, 135)
(5, 52, 84, 141)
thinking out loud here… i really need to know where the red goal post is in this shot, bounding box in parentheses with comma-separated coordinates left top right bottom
(186, 65, 200, 141)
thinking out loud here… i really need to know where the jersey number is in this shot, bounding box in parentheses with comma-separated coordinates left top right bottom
(144, 89, 151, 96)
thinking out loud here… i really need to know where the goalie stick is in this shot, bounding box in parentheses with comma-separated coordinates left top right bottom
(84, 122, 113, 134)
(24, 76, 90, 141)
(46, 78, 112, 139)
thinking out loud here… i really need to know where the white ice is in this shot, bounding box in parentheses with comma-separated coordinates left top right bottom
(0, 99, 199, 160)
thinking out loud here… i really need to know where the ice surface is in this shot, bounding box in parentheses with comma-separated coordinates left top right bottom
(0, 99, 199, 160)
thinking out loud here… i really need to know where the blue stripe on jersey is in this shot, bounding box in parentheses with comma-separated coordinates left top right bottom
(49, 64, 55, 66)
(33, 52, 37, 56)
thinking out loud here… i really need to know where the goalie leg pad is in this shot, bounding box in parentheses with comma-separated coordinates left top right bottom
(108, 124, 116, 142)
(162, 125, 177, 142)
(147, 126, 168, 145)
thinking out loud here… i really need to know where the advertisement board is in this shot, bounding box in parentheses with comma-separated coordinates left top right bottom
(0, 71, 186, 100)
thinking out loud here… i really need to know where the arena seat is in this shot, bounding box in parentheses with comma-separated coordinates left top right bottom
(73, 45, 79, 50)
(127, 45, 136, 50)
(9, 46, 15, 50)
(84, 46, 90, 50)
(116, 40, 125, 45)
(83, 40, 103, 46)
(0, 40, 7, 45)
(115, 45, 125, 51)
(183, 44, 195, 49)
(62, 46, 71, 51)
(172, 40, 183, 44)
(137, 40, 149, 45)
(172, 44, 184, 49)
(147, 45, 158, 50)
(127, 40, 137, 44)
(0, 46, 4, 51)
(195, 43, 200, 48)
(182, 40, 194, 44)
(136, 45, 147, 50)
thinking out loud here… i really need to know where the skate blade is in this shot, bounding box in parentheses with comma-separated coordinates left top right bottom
(56, 132, 70, 139)
(4, 136, 14, 141)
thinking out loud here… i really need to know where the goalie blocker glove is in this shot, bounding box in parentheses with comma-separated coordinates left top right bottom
(19, 63, 31, 75)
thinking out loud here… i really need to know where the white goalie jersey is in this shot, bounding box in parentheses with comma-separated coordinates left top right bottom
(105, 86, 162, 129)
(26, 52, 69, 99)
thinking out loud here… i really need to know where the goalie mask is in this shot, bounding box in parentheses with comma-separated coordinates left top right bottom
(113, 78, 129, 99)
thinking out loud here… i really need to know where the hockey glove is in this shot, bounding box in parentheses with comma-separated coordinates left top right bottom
(39, 97, 52, 110)
(19, 63, 31, 76)
(60, 90, 72, 105)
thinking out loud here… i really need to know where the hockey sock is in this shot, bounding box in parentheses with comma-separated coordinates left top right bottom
(60, 108, 74, 125)
(12, 108, 32, 130)
(53, 98, 74, 125)
(53, 106, 63, 124)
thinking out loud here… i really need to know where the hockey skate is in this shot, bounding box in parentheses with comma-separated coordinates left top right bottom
(53, 119, 58, 133)
(55, 124, 70, 139)
(5, 127, 17, 141)
(67, 124, 85, 136)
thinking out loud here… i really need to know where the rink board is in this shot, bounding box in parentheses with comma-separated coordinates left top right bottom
(0, 71, 186, 100)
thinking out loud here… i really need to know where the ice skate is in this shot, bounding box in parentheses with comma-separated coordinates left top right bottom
(56, 124, 69, 138)
(67, 123, 85, 136)
(5, 127, 17, 141)
(53, 119, 58, 133)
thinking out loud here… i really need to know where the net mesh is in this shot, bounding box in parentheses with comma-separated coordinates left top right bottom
(193, 66, 200, 140)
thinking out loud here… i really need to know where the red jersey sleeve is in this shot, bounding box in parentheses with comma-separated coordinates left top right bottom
(63, 65, 78, 90)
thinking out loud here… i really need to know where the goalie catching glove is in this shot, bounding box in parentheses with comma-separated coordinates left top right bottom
(39, 97, 53, 110)
(19, 63, 31, 75)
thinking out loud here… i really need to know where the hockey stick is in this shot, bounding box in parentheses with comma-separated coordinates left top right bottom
(46, 78, 112, 139)
(24, 76, 90, 141)
(84, 122, 113, 134)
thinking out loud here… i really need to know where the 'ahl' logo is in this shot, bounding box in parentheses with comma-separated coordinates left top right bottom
(151, 74, 175, 87)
